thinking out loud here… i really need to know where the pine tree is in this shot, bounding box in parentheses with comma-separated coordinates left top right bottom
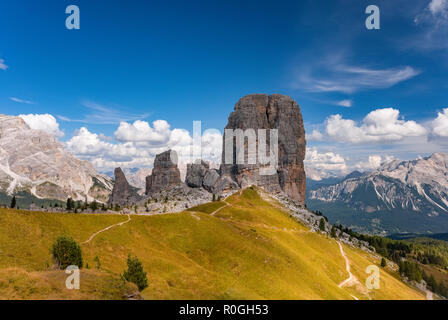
(381, 257, 387, 268)
(66, 197, 75, 211)
(10, 196, 16, 209)
(122, 254, 148, 291)
(330, 226, 337, 238)
(319, 218, 326, 232)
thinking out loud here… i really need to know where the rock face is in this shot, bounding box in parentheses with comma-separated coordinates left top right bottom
(185, 161, 209, 188)
(220, 94, 306, 204)
(145, 150, 182, 195)
(0, 114, 112, 202)
(109, 168, 140, 206)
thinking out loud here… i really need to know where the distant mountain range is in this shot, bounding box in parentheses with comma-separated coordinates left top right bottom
(307, 153, 448, 235)
(0, 115, 112, 207)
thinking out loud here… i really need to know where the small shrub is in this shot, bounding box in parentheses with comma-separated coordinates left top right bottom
(94, 255, 101, 269)
(52, 236, 83, 269)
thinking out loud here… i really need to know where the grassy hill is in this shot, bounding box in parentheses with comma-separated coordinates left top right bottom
(0, 188, 425, 300)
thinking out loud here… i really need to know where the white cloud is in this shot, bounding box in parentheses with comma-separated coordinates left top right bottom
(325, 108, 427, 144)
(306, 129, 324, 142)
(114, 120, 172, 144)
(354, 155, 395, 171)
(19, 114, 64, 138)
(59, 101, 150, 125)
(305, 147, 348, 175)
(10, 97, 34, 104)
(0, 59, 7, 70)
(432, 108, 448, 137)
(429, 0, 448, 15)
(66, 120, 223, 172)
(295, 60, 419, 94)
(337, 99, 352, 107)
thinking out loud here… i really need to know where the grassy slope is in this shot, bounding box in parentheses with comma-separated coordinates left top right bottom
(0, 188, 425, 300)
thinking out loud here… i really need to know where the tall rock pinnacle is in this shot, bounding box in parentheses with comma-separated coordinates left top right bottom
(109, 167, 140, 206)
(145, 150, 182, 195)
(220, 94, 306, 204)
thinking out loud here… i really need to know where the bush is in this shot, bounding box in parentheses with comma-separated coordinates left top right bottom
(52, 236, 83, 269)
(381, 257, 387, 267)
(122, 254, 148, 291)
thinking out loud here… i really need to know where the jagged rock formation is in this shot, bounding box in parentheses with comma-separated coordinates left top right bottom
(185, 161, 209, 188)
(108, 168, 141, 206)
(145, 150, 182, 195)
(0, 114, 112, 202)
(220, 94, 306, 204)
(203, 169, 220, 193)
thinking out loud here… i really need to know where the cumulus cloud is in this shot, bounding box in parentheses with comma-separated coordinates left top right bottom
(0, 59, 7, 70)
(66, 120, 223, 172)
(306, 129, 324, 142)
(305, 147, 348, 175)
(432, 108, 448, 137)
(19, 114, 64, 138)
(354, 155, 395, 171)
(114, 120, 172, 144)
(325, 108, 427, 144)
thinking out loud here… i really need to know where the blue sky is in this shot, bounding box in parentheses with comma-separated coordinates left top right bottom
(1, 0, 448, 177)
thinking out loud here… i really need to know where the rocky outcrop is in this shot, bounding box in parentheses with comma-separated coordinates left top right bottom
(220, 94, 306, 204)
(185, 161, 209, 188)
(109, 168, 141, 206)
(203, 169, 220, 193)
(145, 150, 182, 195)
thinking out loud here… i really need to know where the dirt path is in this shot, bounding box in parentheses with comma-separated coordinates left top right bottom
(82, 214, 131, 244)
(210, 200, 230, 216)
(336, 241, 361, 300)
(337, 241, 358, 288)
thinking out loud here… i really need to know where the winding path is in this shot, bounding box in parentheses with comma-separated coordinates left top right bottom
(337, 241, 360, 300)
(82, 214, 131, 244)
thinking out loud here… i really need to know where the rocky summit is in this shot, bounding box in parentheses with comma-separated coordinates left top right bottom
(220, 94, 307, 205)
(108, 167, 141, 206)
(145, 150, 182, 195)
(0, 115, 112, 203)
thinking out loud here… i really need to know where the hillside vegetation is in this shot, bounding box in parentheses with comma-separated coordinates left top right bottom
(0, 188, 425, 300)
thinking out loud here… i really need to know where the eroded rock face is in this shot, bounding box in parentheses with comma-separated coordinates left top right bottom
(203, 169, 220, 193)
(220, 94, 306, 204)
(145, 150, 182, 195)
(109, 168, 141, 206)
(185, 161, 209, 188)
